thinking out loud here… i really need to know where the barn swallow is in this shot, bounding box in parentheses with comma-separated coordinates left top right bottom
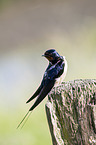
(17, 49, 67, 128)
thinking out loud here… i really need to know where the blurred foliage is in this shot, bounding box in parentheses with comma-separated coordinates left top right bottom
(0, 0, 96, 145)
(0, 0, 13, 9)
(0, 107, 51, 145)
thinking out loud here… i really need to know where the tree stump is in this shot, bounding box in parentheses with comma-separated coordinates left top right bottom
(45, 79, 96, 145)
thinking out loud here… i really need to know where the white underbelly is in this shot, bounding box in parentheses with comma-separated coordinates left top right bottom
(54, 57, 67, 87)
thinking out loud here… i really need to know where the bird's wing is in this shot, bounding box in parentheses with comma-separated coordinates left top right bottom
(29, 60, 64, 111)
(17, 80, 51, 129)
(29, 79, 55, 111)
(26, 63, 52, 103)
(26, 85, 42, 103)
(17, 61, 64, 128)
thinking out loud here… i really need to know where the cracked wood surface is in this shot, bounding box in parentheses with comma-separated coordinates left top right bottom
(46, 79, 96, 145)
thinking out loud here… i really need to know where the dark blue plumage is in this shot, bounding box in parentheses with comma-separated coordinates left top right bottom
(17, 49, 67, 128)
(28, 59, 64, 111)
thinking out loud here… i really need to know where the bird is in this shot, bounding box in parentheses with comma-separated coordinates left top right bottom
(17, 49, 67, 128)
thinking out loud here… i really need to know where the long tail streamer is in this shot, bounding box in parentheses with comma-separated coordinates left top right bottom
(17, 111, 32, 129)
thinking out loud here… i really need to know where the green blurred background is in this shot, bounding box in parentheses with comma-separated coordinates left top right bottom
(0, 0, 96, 145)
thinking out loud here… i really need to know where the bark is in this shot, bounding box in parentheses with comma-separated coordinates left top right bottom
(45, 79, 96, 145)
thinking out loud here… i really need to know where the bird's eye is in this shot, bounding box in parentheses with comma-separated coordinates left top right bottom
(45, 52, 49, 55)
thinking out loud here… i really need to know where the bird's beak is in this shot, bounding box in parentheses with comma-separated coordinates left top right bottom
(42, 54, 52, 61)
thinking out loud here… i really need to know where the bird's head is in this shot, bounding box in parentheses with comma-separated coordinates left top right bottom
(42, 49, 63, 64)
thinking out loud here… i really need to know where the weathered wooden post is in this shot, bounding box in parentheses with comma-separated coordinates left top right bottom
(45, 79, 96, 145)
